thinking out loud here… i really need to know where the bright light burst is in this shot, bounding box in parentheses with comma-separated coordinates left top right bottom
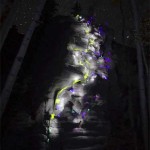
(49, 15, 112, 132)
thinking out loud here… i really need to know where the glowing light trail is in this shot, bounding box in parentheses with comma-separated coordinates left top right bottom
(48, 15, 112, 134)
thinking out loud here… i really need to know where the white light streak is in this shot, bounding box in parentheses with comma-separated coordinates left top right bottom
(47, 15, 111, 132)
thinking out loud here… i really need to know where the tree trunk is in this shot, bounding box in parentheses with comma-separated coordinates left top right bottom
(130, 0, 148, 150)
(0, 0, 47, 118)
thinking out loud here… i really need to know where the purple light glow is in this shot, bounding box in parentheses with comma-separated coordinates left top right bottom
(104, 57, 111, 63)
(96, 94, 100, 98)
(69, 87, 74, 93)
(94, 51, 100, 56)
(108, 51, 111, 55)
(99, 65, 105, 69)
(105, 65, 110, 69)
(56, 105, 60, 110)
(82, 51, 86, 55)
(87, 21, 91, 25)
(103, 76, 108, 80)
(57, 114, 61, 117)
(98, 26, 105, 37)
(95, 94, 101, 101)
(91, 72, 95, 76)
(81, 112, 86, 119)
(87, 16, 94, 25)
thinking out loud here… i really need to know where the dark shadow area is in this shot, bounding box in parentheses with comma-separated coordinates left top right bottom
(0, 25, 24, 89)
(1, 6, 148, 150)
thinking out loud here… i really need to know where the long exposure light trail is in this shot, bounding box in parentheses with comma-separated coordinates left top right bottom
(48, 14, 111, 136)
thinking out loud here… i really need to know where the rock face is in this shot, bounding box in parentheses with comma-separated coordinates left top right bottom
(45, 15, 111, 149)
(49, 103, 111, 150)
(2, 16, 139, 150)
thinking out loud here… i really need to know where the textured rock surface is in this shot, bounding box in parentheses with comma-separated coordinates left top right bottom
(1, 16, 140, 150)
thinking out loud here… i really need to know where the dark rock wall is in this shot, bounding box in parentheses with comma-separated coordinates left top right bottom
(1, 16, 141, 150)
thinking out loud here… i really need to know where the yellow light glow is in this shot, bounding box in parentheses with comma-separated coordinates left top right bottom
(73, 48, 81, 51)
(85, 29, 90, 34)
(79, 61, 84, 66)
(55, 98, 60, 104)
(76, 14, 80, 20)
(51, 113, 55, 119)
(84, 49, 90, 52)
(85, 59, 90, 66)
(57, 86, 69, 96)
(84, 73, 89, 80)
(73, 79, 81, 85)
(89, 39, 95, 45)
